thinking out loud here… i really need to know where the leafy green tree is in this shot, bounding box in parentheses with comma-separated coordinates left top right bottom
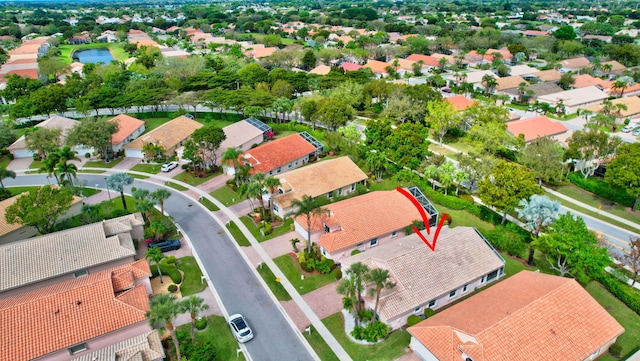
(316, 98, 354, 130)
(536, 213, 609, 283)
(521, 137, 566, 185)
(365, 150, 386, 181)
(1, 74, 42, 101)
(191, 125, 227, 167)
(145, 246, 166, 283)
(290, 195, 327, 253)
(0, 122, 16, 150)
(426, 100, 462, 144)
(385, 123, 431, 170)
(605, 143, 640, 211)
(106, 173, 134, 210)
(66, 117, 119, 160)
(517, 194, 561, 265)
(5, 185, 73, 234)
(181, 296, 210, 341)
(146, 294, 183, 361)
(148, 220, 168, 241)
(222, 147, 245, 187)
(38, 56, 70, 82)
(238, 63, 269, 87)
(30, 84, 68, 117)
(298, 97, 318, 127)
(301, 50, 317, 70)
(478, 161, 542, 225)
(558, 73, 575, 90)
(566, 129, 622, 179)
(554, 25, 577, 40)
(366, 268, 395, 326)
(455, 152, 496, 191)
(25, 127, 62, 159)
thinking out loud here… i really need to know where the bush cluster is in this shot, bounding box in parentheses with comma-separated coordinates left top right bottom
(167, 284, 178, 292)
(194, 317, 208, 330)
(150, 256, 182, 284)
(591, 272, 640, 315)
(485, 224, 529, 257)
(406, 315, 423, 327)
(423, 308, 436, 318)
(298, 244, 335, 274)
(177, 330, 217, 361)
(351, 321, 390, 342)
(568, 172, 634, 207)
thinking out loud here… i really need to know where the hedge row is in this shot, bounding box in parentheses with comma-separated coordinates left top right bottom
(567, 172, 634, 207)
(592, 271, 640, 315)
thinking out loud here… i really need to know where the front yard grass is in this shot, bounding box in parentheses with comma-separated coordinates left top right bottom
(140, 117, 171, 133)
(173, 171, 221, 187)
(586, 281, 640, 361)
(199, 197, 219, 211)
(303, 325, 341, 361)
(83, 158, 123, 168)
(240, 216, 293, 242)
(175, 315, 245, 361)
(177, 256, 207, 297)
(322, 312, 411, 361)
(256, 263, 292, 301)
(210, 186, 242, 206)
(227, 221, 250, 247)
(435, 204, 495, 233)
(130, 163, 162, 174)
(28, 160, 44, 169)
(273, 254, 336, 295)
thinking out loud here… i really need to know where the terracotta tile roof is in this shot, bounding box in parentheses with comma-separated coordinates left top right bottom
(0, 214, 142, 293)
(409, 271, 624, 361)
(273, 156, 367, 209)
(495, 75, 526, 91)
(1, 68, 38, 79)
(243, 133, 317, 174)
(342, 227, 505, 321)
(364, 59, 391, 74)
(71, 330, 164, 361)
(432, 53, 458, 64)
(535, 69, 562, 82)
(524, 29, 551, 36)
(125, 116, 203, 151)
(572, 74, 607, 88)
(8, 115, 79, 151)
(560, 56, 591, 69)
(309, 64, 331, 75)
(299, 190, 427, 252)
(109, 114, 145, 145)
(405, 54, 441, 67)
(602, 80, 640, 97)
(601, 60, 626, 71)
(393, 58, 417, 71)
(445, 95, 477, 111)
(0, 261, 151, 361)
(244, 45, 278, 59)
(506, 115, 568, 142)
(584, 96, 640, 117)
(340, 62, 363, 71)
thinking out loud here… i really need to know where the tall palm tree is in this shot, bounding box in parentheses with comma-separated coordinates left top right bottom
(38, 155, 60, 185)
(132, 187, 156, 224)
(344, 262, 370, 326)
(151, 188, 172, 216)
(0, 166, 16, 193)
(481, 74, 497, 95)
(239, 180, 265, 214)
(55, 162, 77, 188)
(263, 176, 281, 212)
(145, 246, 166, 283)
(146, 294, 183, 361)
(290, 195, 327, 253)
(181, 296, 210, 341)
(366, 268, 395, 326)
(106, 173, 134, 210)
(612, 80, 628, 98)
(57, 145, 79, 163)
(337, 277, 359, 325)
(222, 147, 244, 187)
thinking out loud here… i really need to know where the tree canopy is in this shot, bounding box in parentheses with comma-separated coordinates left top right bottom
(5, 185, 74, 234)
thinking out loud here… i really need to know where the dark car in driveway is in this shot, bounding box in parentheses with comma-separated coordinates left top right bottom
(148, 239, 181, 252)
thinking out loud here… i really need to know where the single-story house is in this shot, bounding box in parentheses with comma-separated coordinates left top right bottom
(408, 271, 624, 361)
(507, 64, 540, 77)
(295, 188, 438, 260)
(309, 64, 331, 75)
(341, 226, 505, 330)
(109, 114, 146, 153)
(124, 115, 203, 159)
(559, 56, 591, 73)
(0, 191, 84, 246)
(572, 74, 608, 89)
(523, 29, 550, 37)
(506, 115, 569, 143)
(364, 60, 390, 78)
(270, 156, 368, 218)
(532, 69, 562, 82)
(503, 82, 564, 102)
(70, 330, 164, 361)
(405, 54, 441, 71)
(8, 115, 92, 159)
(583, 34, 612, 43)
(584, 96, 640, 123)
(0, 213, 144, 298)
(603, 81, 640, 98)
(495, 75, 527, 98)
(225, 132, 321, 176)
(213, 118, 270, 165)
(601, 60, 626, 75)
(457, 70, 498, 92)
(537, 86, 609, 114)
(0, 260, 154, 361)
(444, 95, 477, 111)
(243, 44, 278, 59)
(340, 62, 363, 72)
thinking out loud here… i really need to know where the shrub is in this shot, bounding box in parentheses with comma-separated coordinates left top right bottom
(297, 252, 306, 264)
(162, 256, 177, 266)
(110, 209, 132, 218)
(485, 226, 527, 257)
(351, 321, 391, 342)
(568, 172, 634, 207)
(260, 223, 272, 236)
(194, 317, 208, 330)
(151, 259, 182, 284)
(300, 261, 313, 272)
(407, 315, 423, 327)
(610, 342, 622, 358)
(358, 308, 374, 321)
(315, 258, 335, 274)
(168, 284, 178, 292)
(592, 272, 640, 315)
(350, 249, 361, 256)
(424, 308, 435, 318)
(84, 152, 91, 158)
(334, 268, 343, 280)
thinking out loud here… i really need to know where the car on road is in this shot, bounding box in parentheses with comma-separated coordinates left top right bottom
(622, 124, 635, 133)
(632, 128, 640, 137)
(442, 88, 451, 93)
(229, 314, 254, 343)
(161, 161, 178, 172)
(507, 107, 515, 112)
(148, 239, 181, 252)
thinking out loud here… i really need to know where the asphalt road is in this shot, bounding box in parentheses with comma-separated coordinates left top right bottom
(6, 174, 313, 361)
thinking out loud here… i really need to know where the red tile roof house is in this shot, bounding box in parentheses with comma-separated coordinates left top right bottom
(109, 114, 146, 153)
(506, 115, 569, 143)
(341, 226, 505, 330)
(223, 133, 320, 177)
(0, 260, 161, 361)
(0, 213, 144, 299)
(294, 188, 438, 260)
(445, 95, 477, 111)
(408, 271, 624, 361)
(270, 156, 368, 218)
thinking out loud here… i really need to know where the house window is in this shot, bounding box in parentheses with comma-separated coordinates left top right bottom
(413, 306, 422, 314)
(295, 160, 298, 166)
(321, 248, 327, 256)
(276, 167, 282, 174)
(449, 290, 457, 299)
(273, 204, 279, 213)
(269, 171, 273, 176)
(288, 163, 292, 169)
(356, 243, 363, 249)
(68, 343, 88, 355)
(351, 183, 356, 191)
(328, 191, 334, 199)
(462, 284, 468, 293)
(337, 189, 342, 196)
(370, 238, 378, 247)
(480, 276, 486, 284)
(391, 231, 398, 238)
(486, 270, 499, 282)
(428, 299, 437, 308)
(324, 224, 330, 233)
(74, 269, 88, 278)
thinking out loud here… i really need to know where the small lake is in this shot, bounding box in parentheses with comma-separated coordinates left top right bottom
(73, 48, 114, 64)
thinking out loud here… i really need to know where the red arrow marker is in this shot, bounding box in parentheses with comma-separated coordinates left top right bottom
(396, 187, 447, 252)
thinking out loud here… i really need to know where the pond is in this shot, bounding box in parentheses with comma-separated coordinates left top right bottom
(73, 48, 114, 64)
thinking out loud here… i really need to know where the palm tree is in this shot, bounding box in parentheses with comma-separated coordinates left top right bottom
(55, 161, 77, 188)
(290, 195, 327, 253)
(239, 179, 265, 215)
(181, 296, 210, 341)
(344, 262, 370, 326)
(38, 155, 60, 185)
(337, 277, 359, 325)
(146, 294, 183, 361)
(481, 74, 497, 95)
(148, 220, 169, 241)
(222, 147, 244, 187)
(145, 246, 166, 283)
(0, 166, 16, 193)
(477, 49, 487, 65)
(602, 63, 613, 77)
(263, 175, 281, 212)
(151, 188, 172, 216)
(612, 80, 628, 98)
(366, 268, 395, 326)
(132, 187, 156, 224)
(517, 82, 528, 103)
(57, 145, 79, 163)
(106, 173, 134, 210)
(142, 142, 165, 161)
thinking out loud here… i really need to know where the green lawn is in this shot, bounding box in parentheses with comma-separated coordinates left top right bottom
(130, 163, 162, 174)
(175, 315, 245, 361)
(502, 252, 536, 278)
(322, 313, 411, 361)
(368, 178, 399, 192)
(227, 221, 250, 247)
(129, 173, 149, 180)
(210, 186, 242, 206)
(240, 217, 294, 242)
(273, 254, 337, 295)
(303, 325, 341, 361)
(256, 263, 292, 301)
(550, 184, 640, 225)
(140, 117, 171, 133)
(28, 160, 44, 169)
(442, 139, 477, 154)
(58, 42, 129, 64)
(83, 158, 123, 168)
(429, 144, 459, 157)
(199, 197, 219, 211)
(435, 204, 495, 233)
(586, 282, 640, 360)
(173, 171, 221, 187)
(177, 256, 207, 297)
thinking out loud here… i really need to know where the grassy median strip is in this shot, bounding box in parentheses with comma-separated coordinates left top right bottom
(165, 182, 188, 191)
(256, 263, 292, 301)
(129, 163, 162, 174)
(199, 197, 220, 211)
(210, 186, 242, 206)
(303, 325, 341, 361)
(226, 221, 250, 246)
